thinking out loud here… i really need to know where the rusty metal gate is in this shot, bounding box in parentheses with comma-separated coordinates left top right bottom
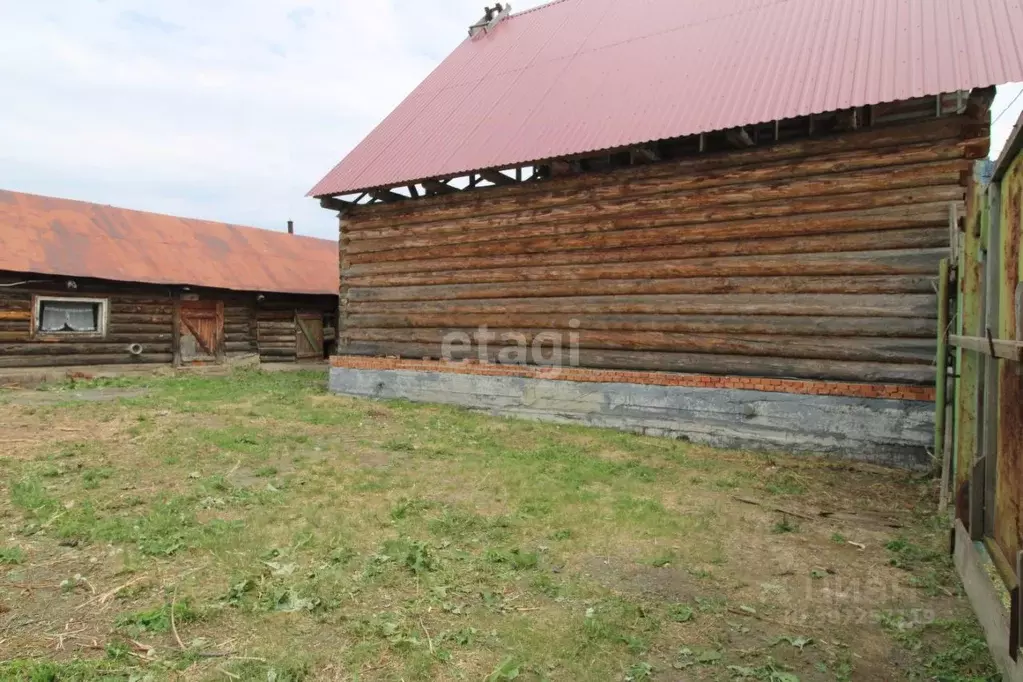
(945, 122, 1023, 680)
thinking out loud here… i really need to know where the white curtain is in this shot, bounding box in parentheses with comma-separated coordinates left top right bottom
(39, 302, 98, 332)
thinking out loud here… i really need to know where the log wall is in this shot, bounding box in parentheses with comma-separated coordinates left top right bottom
(0, 273, 336, 370)
(337, 107, 990, 385)
(256, 295, 337, 362)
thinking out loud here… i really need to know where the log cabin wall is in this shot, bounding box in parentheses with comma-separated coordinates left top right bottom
(256, 295, 337, 363)
(0, 273, 335, 371)
(0, 273, 182, 369)
(336, 99, 990, 386)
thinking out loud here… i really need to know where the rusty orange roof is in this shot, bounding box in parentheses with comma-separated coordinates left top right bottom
(0, 190, 338, 296)
(310, 0, 1023, 197)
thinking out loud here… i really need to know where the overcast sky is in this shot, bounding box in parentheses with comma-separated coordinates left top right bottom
(0, 1, 1021, 241)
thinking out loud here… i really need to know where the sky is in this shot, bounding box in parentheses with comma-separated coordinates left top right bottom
(0, 1, 1021, 241)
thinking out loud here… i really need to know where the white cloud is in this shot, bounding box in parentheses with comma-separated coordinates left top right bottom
(0, 0, 547, 238)
(0, 3, 1019, 241)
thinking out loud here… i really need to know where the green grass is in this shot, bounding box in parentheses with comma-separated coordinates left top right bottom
(0, 370, 997, 681)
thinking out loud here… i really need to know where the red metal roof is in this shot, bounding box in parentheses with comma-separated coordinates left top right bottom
(310, 0, 1023, 197)
(0, 190, 338, 296)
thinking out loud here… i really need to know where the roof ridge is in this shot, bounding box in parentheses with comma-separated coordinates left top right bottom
(1, 189, 335, 244)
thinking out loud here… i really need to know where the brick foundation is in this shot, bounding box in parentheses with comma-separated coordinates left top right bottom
(330, 356, 936, 402)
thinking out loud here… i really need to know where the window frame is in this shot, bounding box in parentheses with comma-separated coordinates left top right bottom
(32, 295, 110, 339)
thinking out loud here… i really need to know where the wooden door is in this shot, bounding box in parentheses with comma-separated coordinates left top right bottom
(295, 313, 324, 360)
(177, 300, 224, 364)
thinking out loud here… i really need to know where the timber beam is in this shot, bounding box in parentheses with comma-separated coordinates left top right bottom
(630, 147, 660, 164)
(422, 179, 456, 195)
(950, 335, 1023, 362)
(725, 128, 756, 148)
(319, 196, 350, 212)
(480, 170, 516, 186)
(370, 189, 409, 203)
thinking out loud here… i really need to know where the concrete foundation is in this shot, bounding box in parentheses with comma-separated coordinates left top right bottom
(329, 367, 935, 469)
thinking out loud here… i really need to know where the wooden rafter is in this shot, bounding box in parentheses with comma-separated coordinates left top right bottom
(480, 169, 515, 186)
(370, 189, 408, 203)
(422, 179, 455, 195)
(319, 196, 349, 212)
(725, 128, 755, 147)
(630, 146, 660, 163)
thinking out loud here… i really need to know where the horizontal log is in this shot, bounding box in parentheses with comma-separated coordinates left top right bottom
(349, 142, 968, 241)
(0, 311, 30, 321)
(347, 118, 970, 227)
(226, 341, 255, 353)
(349, 190, 964, 270)
(109, 314, 173, 325)
(347, 204, 953, 268)
(347, 274, 936, 304)
(349, 293, 937, 318)
(0, 343, 173, 356)
(341, 342, 934, 384)
(0, 354, 173, 368)
(109, 324, 174, 335)
(108, 298, 176, 306)
(259, 349, 298, 358)
(347, 161, 968, 257)
(0, 333, 174, 344)
(348, 249, 947, 288)
(257, 338, 297, 346)
(344, 328, 935, 364)
(346, 314, 937, 338)
(110, 305, 175, 315)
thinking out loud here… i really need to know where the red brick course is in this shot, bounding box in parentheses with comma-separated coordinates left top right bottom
(330, 356, 936, 402)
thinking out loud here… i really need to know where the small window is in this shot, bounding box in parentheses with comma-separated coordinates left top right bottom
(34, 297, 108, 336)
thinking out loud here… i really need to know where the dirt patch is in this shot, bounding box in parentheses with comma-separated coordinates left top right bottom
(2, 388, 150, 405)
(580, 555, 711, 602)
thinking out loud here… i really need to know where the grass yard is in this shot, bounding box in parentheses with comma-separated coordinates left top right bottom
(0, 370, 998, 681)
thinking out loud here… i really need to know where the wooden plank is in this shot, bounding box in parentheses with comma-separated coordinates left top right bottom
(347, 249, 947, 288)
(346, 313, 938, 338)
(343, 341, 936, 384)
(950, 335, 1023, 360)
(349, 293, 938, 319)
(936, 259, 951, 504)
(344, 328, 936, 364)
(0, 354, 173, 368)
(0, 343, 173, 356)
(981, 186, 1002, 539)
(953, 520, 1023, 682)
(1017, 551, 1023, 661)
(996, 152, 1023, 563)
(348, 274, 937, 304)
(956, 177, 987, 509)
(0, 311, 30, 321)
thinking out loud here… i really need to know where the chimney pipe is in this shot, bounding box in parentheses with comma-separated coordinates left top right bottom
(287, 220, 294, 235)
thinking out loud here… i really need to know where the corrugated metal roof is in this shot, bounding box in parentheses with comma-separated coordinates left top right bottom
(0, 190, 338, 296)
(310, 0, 1023, 197)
